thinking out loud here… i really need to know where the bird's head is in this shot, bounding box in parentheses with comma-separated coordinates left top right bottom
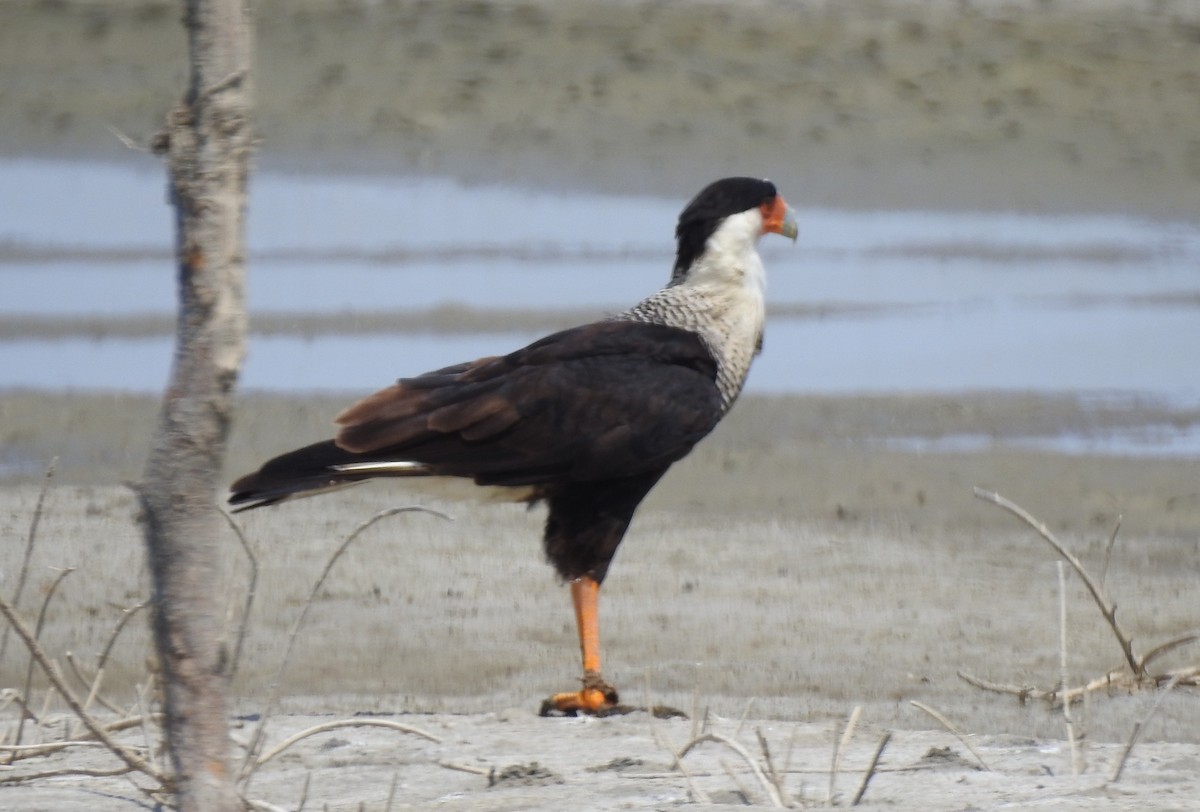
(672, 177, 797, 277)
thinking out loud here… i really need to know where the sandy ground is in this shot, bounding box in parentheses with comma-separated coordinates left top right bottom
(2, 0, 1200, 808)
(2, 392, 1199, 808)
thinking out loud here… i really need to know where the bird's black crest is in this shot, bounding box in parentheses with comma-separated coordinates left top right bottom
(674, 177, 778, 274)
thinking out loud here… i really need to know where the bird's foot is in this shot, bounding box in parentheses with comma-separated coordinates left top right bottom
(539, 670, 620, 716)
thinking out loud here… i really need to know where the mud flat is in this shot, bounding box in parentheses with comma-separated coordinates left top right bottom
(1, 0, 1198, 216)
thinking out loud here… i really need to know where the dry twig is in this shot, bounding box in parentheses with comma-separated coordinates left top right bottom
(652, 720, 710, 804)
(851, 731, 892, 806)
(1098, 515, 1122, 590)
(965, 489, 1199, 708)
(756, 727, 790, 807)
(218, 507, 258, 681)
(1110, 672, 1185, 784)
(0, 591, 163, 781)
(677, 732, 785, 808)
(908, 701, 990, 771)
(11, 566, 76, 755)
(0, 458, 56, 665)
(1057, 562, 1085, 774)
(973, 488, 1141, 677)
(0, 764, 136, 785)
(252, 719, 440, 769)
(238, 505, 451, 783)
(828, 704, 862, 804)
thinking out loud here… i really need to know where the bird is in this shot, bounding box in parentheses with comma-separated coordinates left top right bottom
(229, 176, 797, 715)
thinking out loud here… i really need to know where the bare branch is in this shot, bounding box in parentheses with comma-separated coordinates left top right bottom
(1140, 633, 1200, 669)
(0, 591, 163, 780)
(972, 488, 1142, 677)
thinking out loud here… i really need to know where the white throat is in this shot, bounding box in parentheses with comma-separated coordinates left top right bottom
(619, 208, 769, 409)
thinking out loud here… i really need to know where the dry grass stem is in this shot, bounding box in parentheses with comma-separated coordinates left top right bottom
(437, 761, 491, 776)
(11, 566, 75, 755)
(1058, 561, 1084, 775)
(716, 757, 752, 804)
(0, 764, 136, 785)
(829, 704, 862, 804)
(0, 740, 109, 756)
(76, 600, 150, 724)
(0, 591, 162, 781)
(219, 507, 258, 681)
(106, 123, 147, 153)
(1110, 672, 1185, 783)
(851, 731, 892, 807)
(908, 701, 991, 771)
(296, 770, 312, 812)
(653, 725, 710, 804)
(252, 719, 441, 769)
(756, 727, 790, 807)
(734, 696, 755, 738)
(238, 505, 451, 781)
(2, 711, 164, 762)
(0, 458, 56, 666)
(1098, 515, 1122, 590)
(384, 769, 399, 812)
(96, 601, 149, 674)
(64, 652, 123, 717)
(677, 732, 785, 808)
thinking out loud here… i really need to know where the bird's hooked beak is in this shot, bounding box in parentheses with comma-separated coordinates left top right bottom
(760, 194, 798, 242)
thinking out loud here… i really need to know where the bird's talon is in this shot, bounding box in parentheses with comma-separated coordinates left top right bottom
(540, 673, 619, 716)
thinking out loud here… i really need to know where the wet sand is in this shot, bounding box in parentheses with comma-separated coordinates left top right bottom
(2, 1, 1199, 808)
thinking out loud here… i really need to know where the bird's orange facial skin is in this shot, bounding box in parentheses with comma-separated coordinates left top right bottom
(760, 194, 796, 238)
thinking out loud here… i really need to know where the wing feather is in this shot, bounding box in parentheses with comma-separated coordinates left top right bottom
(232, 321, 724, 508)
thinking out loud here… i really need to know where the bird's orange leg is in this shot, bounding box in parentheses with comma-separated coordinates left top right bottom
(542, 576, 619, 715)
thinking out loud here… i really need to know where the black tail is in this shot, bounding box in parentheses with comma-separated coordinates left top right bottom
(228, 440, 428, 512)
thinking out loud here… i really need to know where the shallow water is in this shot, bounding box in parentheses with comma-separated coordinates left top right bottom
(2, 158, 1198, 410)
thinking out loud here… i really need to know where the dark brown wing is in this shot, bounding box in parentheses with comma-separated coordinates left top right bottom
(335, 320, 723, 484)
(229, 321, 723, 507)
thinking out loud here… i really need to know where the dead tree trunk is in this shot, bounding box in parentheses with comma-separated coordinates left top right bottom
(140, 1, 253, 809)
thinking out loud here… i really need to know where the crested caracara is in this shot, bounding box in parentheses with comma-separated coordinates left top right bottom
(229, 176, 797, 715)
